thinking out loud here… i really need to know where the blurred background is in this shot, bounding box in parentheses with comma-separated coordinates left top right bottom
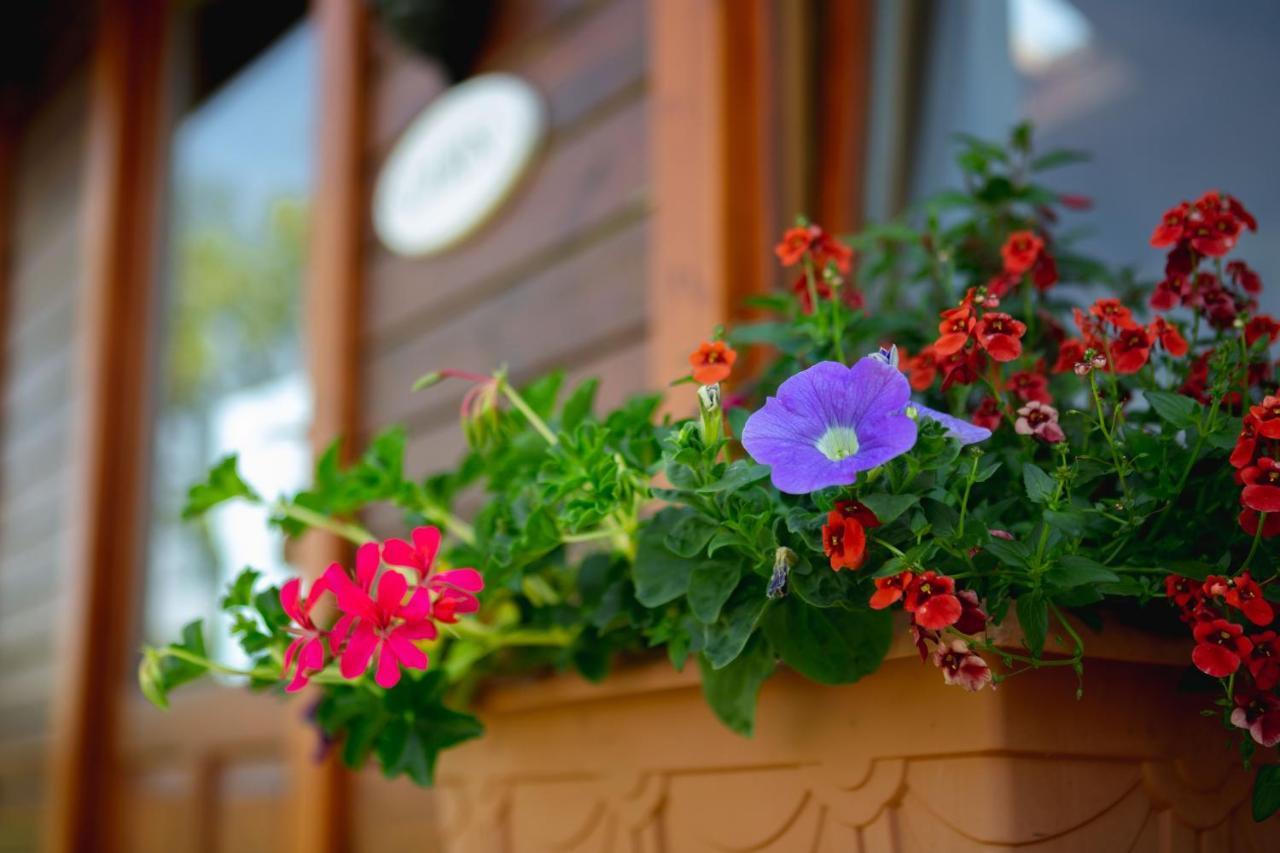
(0, 0, 1277, 850)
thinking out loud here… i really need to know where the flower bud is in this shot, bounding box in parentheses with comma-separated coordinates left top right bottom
(767, 547, 797, 599)
(697, 383, 723, 445)
(1073, 362, 1091, 376)
(1091, 353, 1108, 368)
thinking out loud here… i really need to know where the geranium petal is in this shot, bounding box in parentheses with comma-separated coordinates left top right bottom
(400, 587, 432, 621)
(388, 632, 429, 671)
(375, 642, 402, 689)
(382, 538, 418, 571)
(355, 542, 380, 590)
(412, 526, 442, 569)
(279, 578, 302, 623)
(433, 568, 483, 592)
(340, 623, 379, 679)
(376, 569, 408, 611)
(396, 620, 439, 641)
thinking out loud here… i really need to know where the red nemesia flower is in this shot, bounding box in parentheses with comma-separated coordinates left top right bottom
(1031, 251, 1058, 291)
(1181, 351, 1212, 403)
(1006, 366, 1051, 403)
(1188, 215, 1236, 257)
(975, 312, 1026, 362)
(939, 347, 986, 391)
(1090, 298, 1137, 330)
(832, 500, 881, 528)
(935, 302, 977, 356)
(775, 226, 814, 267)
(1223, 572, 1274, 627)
(899, 345, 938, 391)
(1000, 230, 1044, 276)
(1246, 315, 1280, 347)
(689, 341, 737, 385)
(383, 525, 484, 622)
(1109, 327, 1152, 374)
(931, 639, 992, 691)
(1146, 317, 1188, 357)
(1052, 338, 1087, 374)
(822, 512, 867, 571)
(1231, 689, 1280, 747)
(870, 572, 912, 609)
(1151, 277, 1181, 311)
(971, 396, 1003, 431)
(1228, 260, 1262, 294)
(1246, 631, 1280, 690)
(1232, 415, 1260, 469)
(1250, 396, 1280, 439)
(904, 571, 962, 630)
(1191, 619, 1251, 677)
(1240, 507, 1280, 539)
(280, 576, 332, 693)
(1150, 202, 1190, 247)
(1241, 457, 1280, 512)
(1165, 574, 1203, 610)
(774, 224, 852, 272)
(1014, 400, 1065, 443)
(953, 589, 988, 635)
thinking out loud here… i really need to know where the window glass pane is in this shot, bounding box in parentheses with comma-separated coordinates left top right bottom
(142, 22, 315, 665)
(898, 0, 1280, 305)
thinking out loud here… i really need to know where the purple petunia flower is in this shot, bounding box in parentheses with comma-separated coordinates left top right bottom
(741, 352, 990, 495)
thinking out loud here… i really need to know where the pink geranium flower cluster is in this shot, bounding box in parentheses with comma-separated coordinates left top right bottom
(280, 526, 483, 692)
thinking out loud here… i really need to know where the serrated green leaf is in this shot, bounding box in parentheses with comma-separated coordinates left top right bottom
(1145, 390, 1199, 429)
(699, 633, 774, 736)
(697, 461, 770, 494)
(633, 509, 698, 607)
(1016, 593, 1048, 656)
(561, 378, 599, 432)
(183, 455, 259, 519)
(1022, 463, 1056, 504)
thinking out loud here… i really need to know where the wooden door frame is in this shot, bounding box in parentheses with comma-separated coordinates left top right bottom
(42, 1, 367, 851)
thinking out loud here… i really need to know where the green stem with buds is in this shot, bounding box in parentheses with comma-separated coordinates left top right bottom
(500, 379, 559, 446)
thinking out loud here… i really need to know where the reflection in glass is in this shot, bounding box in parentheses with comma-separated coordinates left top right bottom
(143, 23, 315, 666)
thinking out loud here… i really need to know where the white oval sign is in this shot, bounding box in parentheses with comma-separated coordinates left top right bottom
(373, 73, 546, 257)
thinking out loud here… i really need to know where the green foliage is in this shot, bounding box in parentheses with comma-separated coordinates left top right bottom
(182, 455, 259, 519)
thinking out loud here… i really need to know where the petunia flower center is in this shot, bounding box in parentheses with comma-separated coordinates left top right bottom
(815, 425, 860, 461)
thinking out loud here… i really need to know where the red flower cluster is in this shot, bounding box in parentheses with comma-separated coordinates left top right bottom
(931, 289, 1027, 393)
(1230, 398, 1280, 537)
(1166, 572, 1280, 746)
(1051, 300, 1188, 378)
(279, 526, 483, 692)
(775, 223, 865, 316)
(870, 569, 991, 691)
(821, 500, 880, 570)
(997, 230, 1057, 291)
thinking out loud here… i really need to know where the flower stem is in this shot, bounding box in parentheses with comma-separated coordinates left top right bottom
(500, 379, 559, 446)
(957, 451, 981, 539)
(159, 647, 350, 687)
(1149, 391, 1222, 540)
(419, 500, 476, 546)
(1088, 371, 1133, 504)
(1245, 512, 1267, 570)
(274, 502, 375, 544)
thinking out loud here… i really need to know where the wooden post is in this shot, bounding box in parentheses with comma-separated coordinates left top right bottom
(286, 2, 368, 851)
(815, 0, 875, 235)
(43, 2, 170, 851)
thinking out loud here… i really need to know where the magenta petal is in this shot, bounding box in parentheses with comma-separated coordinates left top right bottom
(282, 637, 303, 679)
(400, 587, 432, 622)
(375, 642, 401, 688)
(376, 569, 408, 611)
(396, 619, 439, 641)
(355, 542, 380, 590)
(300, 637, 326, 672)
(388, 631, 428, 670)
(340, 623, 379, 679)
(382, 538, 418, 572)
(433, 568, 483, 592)
(279, 578, 302, 623)
(411, 526, 441, 569)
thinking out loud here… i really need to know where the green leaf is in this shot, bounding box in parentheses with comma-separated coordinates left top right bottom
(666, 513, 718, 559)
(1022, 463, 1056, 504)
(699, 633, 774, 736)
(1253, 764, 1280, 821)
(984, 538, 1032, 569)
(764, 598, 891, 685)
(560, 378, 599, 432)
(1044, 509, 1088, 538)
(703, 578, 769, 668)
(688, 561, 742, 624)
(697, 461, 770, 494)
(182, 455, 259, 519)
(1145, 390, 1199, 429)
(220, 567, 261, 609)
(633, 509, 699, 607)
(858, 493, 919, 524)
(1016, 593, 1048, 656)
(1046, 555, 1120, 589)
(1029, 148, 1090, 171)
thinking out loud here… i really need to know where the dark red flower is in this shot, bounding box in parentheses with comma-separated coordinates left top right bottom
(1231, 415, 1259, 469)
(1090, 298, 1138, 330)
(971, 396, 1003, 431)
(1222, 572, 1275, 627)
(1241, 457, 1280, 512)
(1001, 230, 1044, 276)
(1165, 574, 1203, 610)
(1228, 260, 1263, 294)
(832, 499, 881, 529)
(935, 303, 977, 356)
(904, 571, 962, 630)
(939, 347, 986, 391)
(822, 513, 867, 571)
(953, 589, 988, 635)
(1146, 317, 1188, 357)
(1031, 251, 1058, 291)
(1191, 619, 1252, 677)
(1231, 689, 1280, 747)
(1250, 396, 1280, 438)
(1150, 202, 1190, 247)
(870, 572, 912, 609)
(1246, 315, 1280, 347)
(1151, 277, 1181, 311)
(975, 312, 1026, 362)
(1051, 338, 1087, 374)
(1109, 327, 1152, 374)
(1006, 366, 1051, 403)
(1240, 507, 1280, 539)
(1246, 631, 1280, 690)
(1188, 215, 1236, 257)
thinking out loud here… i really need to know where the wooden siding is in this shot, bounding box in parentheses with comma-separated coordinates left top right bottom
(0, 69, 89, 853)
(354, 0, 651, 846)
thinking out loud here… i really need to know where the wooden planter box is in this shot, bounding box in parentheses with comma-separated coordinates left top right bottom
(432, 621, 1279, 851)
